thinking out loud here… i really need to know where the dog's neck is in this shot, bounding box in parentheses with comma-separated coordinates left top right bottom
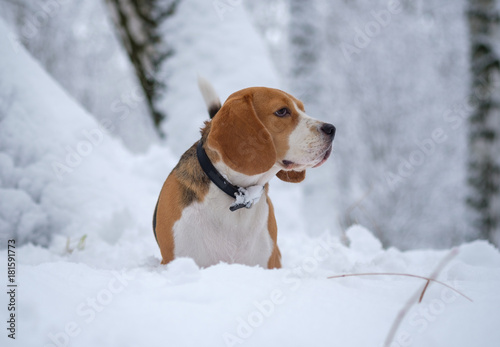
(201, 145, 279, 188)
(198, 141, 279, 211)
(209, 153, 280, 189)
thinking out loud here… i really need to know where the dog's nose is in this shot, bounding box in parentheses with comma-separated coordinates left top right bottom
(320, 123, 336, 139)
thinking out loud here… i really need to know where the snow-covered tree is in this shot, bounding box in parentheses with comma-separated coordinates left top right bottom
(466, 0, 500, 246)
(287, 0, 323, 105)
(0, 0, 157, 152)
(104, 0, 179, 133)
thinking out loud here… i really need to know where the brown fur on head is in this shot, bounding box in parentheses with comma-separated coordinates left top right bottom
(205, 87, 316, 182)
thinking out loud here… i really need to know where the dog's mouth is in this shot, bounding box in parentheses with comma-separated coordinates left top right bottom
(313, 145, 332, 168)
(282, 145, 332, 170)
(281, 160, 296, 170)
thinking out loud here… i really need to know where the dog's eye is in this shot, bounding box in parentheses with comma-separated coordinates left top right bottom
(274, 108, 290, 117)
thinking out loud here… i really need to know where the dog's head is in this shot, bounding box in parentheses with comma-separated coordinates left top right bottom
(206, 87, 335, 183)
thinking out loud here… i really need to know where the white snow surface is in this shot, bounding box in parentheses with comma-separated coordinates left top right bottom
(1, 4, 500, 347)
(2, 225, 500, 347)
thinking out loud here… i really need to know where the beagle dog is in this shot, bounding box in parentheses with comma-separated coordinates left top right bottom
(153, 79, 335, 269)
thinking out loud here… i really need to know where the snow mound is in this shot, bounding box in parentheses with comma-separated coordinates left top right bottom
(347, 224, 383, 255)
(0, 19, 176, 246)
(2, 225, 500, 347)
(166, 257, 202, 285)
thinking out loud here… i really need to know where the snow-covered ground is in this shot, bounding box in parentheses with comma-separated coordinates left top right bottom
(3, 226, 500, 347)
(1, 2, 500, 347)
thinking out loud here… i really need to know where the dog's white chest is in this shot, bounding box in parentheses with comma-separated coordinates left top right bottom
(172, 185, 273, 268)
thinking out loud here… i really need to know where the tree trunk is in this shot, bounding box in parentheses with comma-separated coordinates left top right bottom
(288, 0, 322, 104)
(466, 0, 500, 245)
(104, 0, 179, 135)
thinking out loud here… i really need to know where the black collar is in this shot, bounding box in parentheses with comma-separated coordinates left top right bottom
(196, 141, 249, 211)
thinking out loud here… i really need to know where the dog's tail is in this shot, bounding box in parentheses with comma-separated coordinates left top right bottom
(197, 76, 221, 119)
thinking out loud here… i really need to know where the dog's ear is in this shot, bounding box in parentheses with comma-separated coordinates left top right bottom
(207, 94, 277, 176)
(276, 170, 306, 183)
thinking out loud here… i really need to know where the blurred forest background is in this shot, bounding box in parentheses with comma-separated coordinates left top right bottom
(1, 0, 498, 250)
